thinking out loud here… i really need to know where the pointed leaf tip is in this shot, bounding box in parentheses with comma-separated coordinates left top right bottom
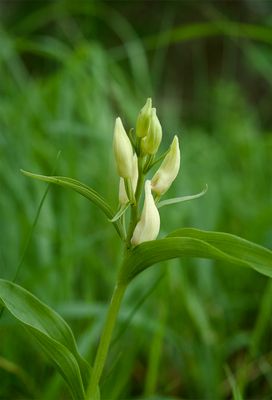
(119, 228, 272, 283)
(157, 184, 208, 208)
(21, 170, 125, 240)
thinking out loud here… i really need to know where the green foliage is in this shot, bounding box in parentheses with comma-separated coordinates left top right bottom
(1, 1, 272, 399)
(20, 170, 125, 240)
(0, 279, 91, 399)
(157, 185, 208, 208)
(120, 229, 272, 283)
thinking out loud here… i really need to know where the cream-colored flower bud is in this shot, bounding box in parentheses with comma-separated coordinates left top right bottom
(131, 180, 160, 246)
(119, 154, 138, 204)
(113, 117, 134, 178)
(151, 135, 180, 196)
(141, 108, 162, 155)
(136, 98, 152, 138)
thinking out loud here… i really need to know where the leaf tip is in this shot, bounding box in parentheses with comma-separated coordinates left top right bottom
(20, 169, 29, 176)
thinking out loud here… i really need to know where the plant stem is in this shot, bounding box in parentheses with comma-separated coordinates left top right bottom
(86, 282, 127, 399)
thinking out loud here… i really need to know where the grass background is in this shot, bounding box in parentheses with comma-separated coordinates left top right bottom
(0, 1, 272, 399)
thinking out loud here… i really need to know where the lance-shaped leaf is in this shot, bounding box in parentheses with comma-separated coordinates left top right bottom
(157, 185, 208, 208)
(109, 203, 130, 222)
(119, 229, 272, 283)
(21, 170, 124, 240)
(167, 228, 272, 278)
(0, 279, 91, 400)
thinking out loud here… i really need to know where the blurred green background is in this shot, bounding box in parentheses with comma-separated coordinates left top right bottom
(0, 1, 272, 399)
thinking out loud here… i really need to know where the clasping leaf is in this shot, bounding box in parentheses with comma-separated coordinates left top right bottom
(119, 228, 272, 283)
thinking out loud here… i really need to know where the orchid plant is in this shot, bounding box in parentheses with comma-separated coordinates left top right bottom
(1, 99, 272, 399)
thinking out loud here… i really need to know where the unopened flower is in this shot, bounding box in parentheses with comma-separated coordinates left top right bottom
(113, 117, 134, 178)
(131, 180, 160, 246)
(136, 98, 152, 138)
(151, 135, 180, 196)
(141, 108, 162, 155)
(119, 154, 138, 204)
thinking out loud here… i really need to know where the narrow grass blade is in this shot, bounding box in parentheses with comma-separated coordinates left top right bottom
(225, 366, 244, 400)
(13, 153, 61, 282)
(0, 356, 38, 397)
(144, 22, 272, 50)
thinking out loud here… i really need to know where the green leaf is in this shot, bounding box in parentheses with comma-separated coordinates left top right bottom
(0, 279, 90, 400)
(119, 229, 272, 283)
(21, 170, 124, 240)
(167, 228, 272, 278)
(157, 185, 208, 208)
(109, 203, 130, 222)
(225, 366, 244, 400)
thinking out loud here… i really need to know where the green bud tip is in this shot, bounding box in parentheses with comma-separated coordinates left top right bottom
(136, 98, 152, 138)
(141, 108, 162, 155)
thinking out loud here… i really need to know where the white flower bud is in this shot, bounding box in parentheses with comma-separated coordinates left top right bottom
(141, 108, 162, 155)
(131, 180, 160, 246)
(113, 117, 134, 178)
(119, 154, 138, 204)
(151, 135, 180, 196)
(136, 98, 152, 138)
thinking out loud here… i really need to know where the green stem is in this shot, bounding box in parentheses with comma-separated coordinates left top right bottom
(86, 282, 127, 399)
